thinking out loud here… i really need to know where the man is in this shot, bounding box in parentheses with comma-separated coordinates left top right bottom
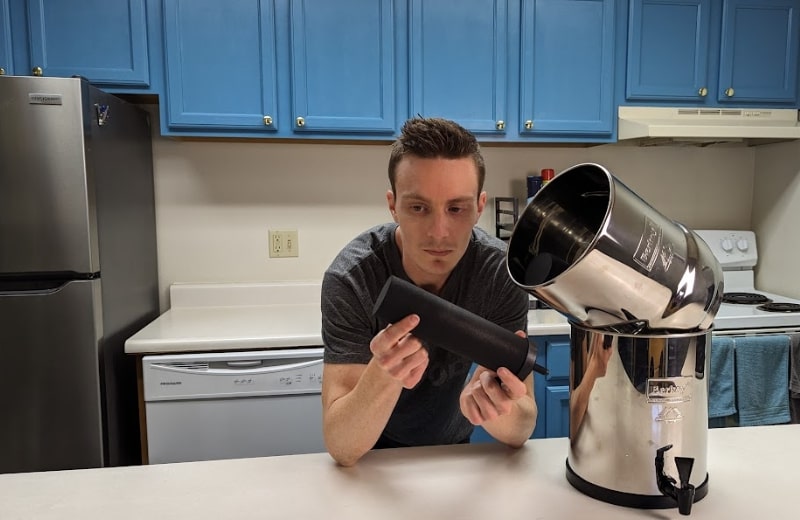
(321, 117, 536, 466)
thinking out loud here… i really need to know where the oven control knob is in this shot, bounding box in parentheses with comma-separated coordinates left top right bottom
(736, 238, 749, 252)
(736, 238, 750, 251)
(721, 238, 734, 252)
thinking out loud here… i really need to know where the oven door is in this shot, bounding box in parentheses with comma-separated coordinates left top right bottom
(710, 329, 799, 427)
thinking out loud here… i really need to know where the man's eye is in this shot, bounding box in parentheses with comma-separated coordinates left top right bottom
(449, 206, 465, 214)
(410, 205, 426, 213)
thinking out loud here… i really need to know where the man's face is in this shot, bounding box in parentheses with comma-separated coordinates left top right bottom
(388, 155, 486, 291)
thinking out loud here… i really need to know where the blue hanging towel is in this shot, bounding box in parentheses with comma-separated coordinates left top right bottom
(708, 337, 736, 420)
(733, 335, 791, 427)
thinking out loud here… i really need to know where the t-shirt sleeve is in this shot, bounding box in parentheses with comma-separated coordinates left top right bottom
(321, 271, 375, 365)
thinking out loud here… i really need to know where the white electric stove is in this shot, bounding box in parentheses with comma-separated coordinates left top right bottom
(695, 229, 800, 333)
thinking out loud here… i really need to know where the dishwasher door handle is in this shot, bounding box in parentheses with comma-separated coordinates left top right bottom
(225, 360, 262, 368)
(150, 358, 323, 376)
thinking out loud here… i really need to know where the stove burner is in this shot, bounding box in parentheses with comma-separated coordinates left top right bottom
(756, 302, 800, 313)
(722, 292, 772, 305)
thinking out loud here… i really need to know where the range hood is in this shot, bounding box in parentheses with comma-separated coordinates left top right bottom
(618, 106, 800, 145)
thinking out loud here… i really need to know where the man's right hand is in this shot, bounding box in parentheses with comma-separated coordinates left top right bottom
(369, 314, 429, 389)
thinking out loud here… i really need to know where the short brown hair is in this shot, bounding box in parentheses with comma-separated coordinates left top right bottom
(388, 117, 486, 195)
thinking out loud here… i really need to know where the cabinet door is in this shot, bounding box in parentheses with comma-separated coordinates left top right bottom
(530, 335, 571, 439)
(0, 0, 10, 75)
(163, 0, 278, 131)
(718, 0, 800, 103)
(545, 385, 570, 438)
(626, 0, 713, 101)
(520, 0, 615, 136)
(26, 0, 149, 86)
(289, 0, 395, 133)
(409, 0, 508, 134)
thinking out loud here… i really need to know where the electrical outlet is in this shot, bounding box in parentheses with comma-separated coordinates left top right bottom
(269, 229, 299, 258)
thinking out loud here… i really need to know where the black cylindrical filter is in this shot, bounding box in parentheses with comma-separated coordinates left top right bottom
(372, 276, 546, 380)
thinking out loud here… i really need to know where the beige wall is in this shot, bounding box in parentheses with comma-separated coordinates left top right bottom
(151, 126, 758, 309)
(753, 140, 800, 298)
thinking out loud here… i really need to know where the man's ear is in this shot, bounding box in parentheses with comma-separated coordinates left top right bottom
(476, 191, 487, 219)
(387, 190, 398, 222)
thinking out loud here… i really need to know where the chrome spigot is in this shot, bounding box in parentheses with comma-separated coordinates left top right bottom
(655, 444, 696, 516)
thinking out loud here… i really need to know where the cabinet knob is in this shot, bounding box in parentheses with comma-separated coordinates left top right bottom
(32, 66, 43, 76)
(296, 116, 305, 127)
(725, 87, 735, 97)
(496, 120, 505, 130)
(263, 115, 273, 126)
(698, 87, 708, 97)
(0, 67, 5, 76)
(524, 120, 533, 130)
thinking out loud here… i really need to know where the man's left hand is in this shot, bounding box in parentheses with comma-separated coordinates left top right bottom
(459, 365, 528, 425)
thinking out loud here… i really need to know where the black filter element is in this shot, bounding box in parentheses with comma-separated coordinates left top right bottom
(372, 276, 546, 380)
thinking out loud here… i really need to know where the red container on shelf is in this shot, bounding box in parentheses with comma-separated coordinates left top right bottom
(541, 168, 555, 186)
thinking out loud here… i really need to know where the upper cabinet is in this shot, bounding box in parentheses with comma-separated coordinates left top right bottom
(407, 0, 615, 141)
(626, 0, 712, 102)
(19, 0, 150, 87)
(408, 0, 508, 135)
(163, 0, 396, 137)
(519, 0, 615, 137)
(626, 0, 800, 106)
(718, 0, 800, 104)
(163, 0, 279, 131)
(289, 0, 396, 134)
(160, 0, 617, 141)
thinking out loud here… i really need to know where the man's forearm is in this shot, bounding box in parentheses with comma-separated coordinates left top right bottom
(323, 360, 404, 466)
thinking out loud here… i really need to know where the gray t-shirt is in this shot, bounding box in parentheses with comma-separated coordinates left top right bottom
(321, 223, 529, 447)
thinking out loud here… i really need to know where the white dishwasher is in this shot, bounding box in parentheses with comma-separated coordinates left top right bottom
(142, 347, 325, 464)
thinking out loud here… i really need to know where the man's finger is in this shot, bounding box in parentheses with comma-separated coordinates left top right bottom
(495, 367, 527, 398)
(379, 314, 420, 345)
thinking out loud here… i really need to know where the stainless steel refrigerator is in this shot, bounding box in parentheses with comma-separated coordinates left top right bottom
(0, 76, 159, 473)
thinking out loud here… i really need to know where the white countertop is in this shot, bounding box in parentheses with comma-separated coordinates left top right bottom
(125, 282, 570, 355)
(1, 425, 796, 519)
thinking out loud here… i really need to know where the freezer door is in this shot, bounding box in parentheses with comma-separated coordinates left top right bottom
(0, 76, 99, 274)
(0, 279, 104, 473)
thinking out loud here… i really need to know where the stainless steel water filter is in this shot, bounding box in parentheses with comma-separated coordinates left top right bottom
(505, 163, 721, 515)
(507, 163, 723, 332)
(566, 323, 709, 513)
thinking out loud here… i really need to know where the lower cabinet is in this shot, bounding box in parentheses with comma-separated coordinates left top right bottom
(533, 335, 570, 439)
(470, 334, 571, 443)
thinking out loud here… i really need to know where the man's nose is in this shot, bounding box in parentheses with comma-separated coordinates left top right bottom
(428, 211, 450, 239)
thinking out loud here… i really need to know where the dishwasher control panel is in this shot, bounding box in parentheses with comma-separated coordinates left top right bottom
(143, 348, 324, 401)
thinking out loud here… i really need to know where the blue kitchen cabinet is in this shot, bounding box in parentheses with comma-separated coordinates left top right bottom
(163, 0, 396, 136)
(518, 0, 616, 138)
(471, 334, 571, 443)
(23, 0, 150, 87)
(545, 386, 570, 437)
(533, 335, 570, 438)
(162, 0, 279, 131)
(626, 0, 800, 106)
(0, 0, 10, 75)
(289, 0, 396, 134)
(626, 0, 713, 102)
(408, 0, 508, 135)
(718, 0, 800, 104)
